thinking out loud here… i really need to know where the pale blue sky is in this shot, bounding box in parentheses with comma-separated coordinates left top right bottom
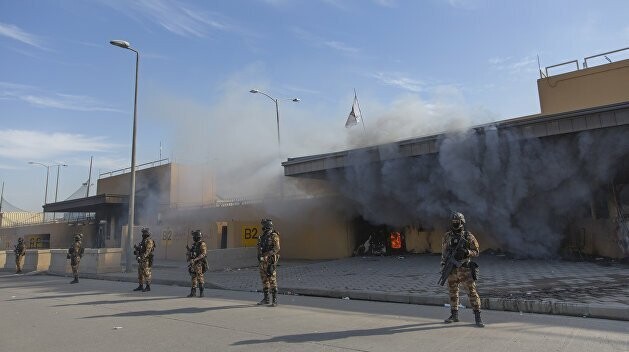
(1, 0, 628, 211)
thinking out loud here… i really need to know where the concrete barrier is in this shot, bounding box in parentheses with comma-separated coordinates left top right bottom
(4, 251, 16, 270)
(0, 251, 7, 269)
(49, 249, 72, 275)
(49, 248, 123, 275)
(81, 248, 122, 274)
(207, 247, 258, 271)
(24, 249, 51, 272)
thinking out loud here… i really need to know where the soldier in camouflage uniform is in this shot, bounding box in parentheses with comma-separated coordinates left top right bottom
(186, 230, 208, 297)
(14, 237, 26, 274)
(67, 234, 84, 284)
(132, 228, 155, 292)
(441, 212, 485, 327)
(257, 219, 281, 307)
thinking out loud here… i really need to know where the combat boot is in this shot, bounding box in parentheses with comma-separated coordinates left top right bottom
(187, 287, 196, 297)
(70, 276, 79, 284)
(142, 284, 151, 292)
(198, 286, 204, 297)
(444, 309, 459, 323)
(271, 289, 278, 307)
(133, 284, 144, 291)
(473, 310, 485, 328)
(257, 289, 269, 305)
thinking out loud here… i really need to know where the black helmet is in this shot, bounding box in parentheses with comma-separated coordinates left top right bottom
(450, 212, 465, 231)
(74, 233, 83, 241)
(261, 219, 273, 232)
(191, 230, 202, 240)
(141, 228, 151, 237)
(17, 237, 23, 243)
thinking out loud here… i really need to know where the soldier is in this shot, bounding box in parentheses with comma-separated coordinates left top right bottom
(257, 219, 281, 307)
(14, 237, 26, 274)
(132, 228, 155, 292)
(441, 212, 484, 327)
(67, 233, 84, 284)
(186, 230, 208, 297)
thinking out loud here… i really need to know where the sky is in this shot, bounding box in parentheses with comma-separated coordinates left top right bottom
(1, 0, 628, 211)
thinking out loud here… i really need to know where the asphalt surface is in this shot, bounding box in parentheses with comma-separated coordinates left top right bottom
(53, 253, 629, 320)
(1, 274, 627, 352)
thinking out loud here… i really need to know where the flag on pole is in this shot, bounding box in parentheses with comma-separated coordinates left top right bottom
(345, 94, 362, 128)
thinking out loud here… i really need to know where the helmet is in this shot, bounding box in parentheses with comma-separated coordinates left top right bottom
(17, 237, 23, 243)
(261, 219, 273, 232)
(191, 230, 202, 240)
(74, 233, 82, 241)
(141, 228, 151, 237)
(450, 212, 465, 231)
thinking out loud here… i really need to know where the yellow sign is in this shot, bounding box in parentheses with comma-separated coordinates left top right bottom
(241, 225, 260, 247)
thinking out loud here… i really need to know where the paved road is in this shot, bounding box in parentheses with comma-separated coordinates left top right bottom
(1, 274, 627, 352)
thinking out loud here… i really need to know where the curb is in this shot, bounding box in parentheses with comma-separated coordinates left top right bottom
(30, 271, 629, 322)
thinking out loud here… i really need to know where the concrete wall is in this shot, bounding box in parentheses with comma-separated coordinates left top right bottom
(0, 222, 97, 251)
(134, 196, 353, 261)
(538, 59, 629, 115)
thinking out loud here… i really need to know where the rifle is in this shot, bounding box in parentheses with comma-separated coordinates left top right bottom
(266, 254, 277, 277)
(438, 234, 467, 286)
(186, 244, 196, 274)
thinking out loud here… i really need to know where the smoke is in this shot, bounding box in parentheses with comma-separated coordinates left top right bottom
(329, 126, 629, 258)
(137, 66, 629, 258)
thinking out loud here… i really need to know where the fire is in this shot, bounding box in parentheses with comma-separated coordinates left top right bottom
(390, 232, 402, 249)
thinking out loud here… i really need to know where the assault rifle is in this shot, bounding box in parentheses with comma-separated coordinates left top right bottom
(186, 244, 195, 273)
(266, 255, 277, 277)
(437, 234, 467, 286)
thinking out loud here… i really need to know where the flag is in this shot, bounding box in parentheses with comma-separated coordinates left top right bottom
(345, 94, 362, 128)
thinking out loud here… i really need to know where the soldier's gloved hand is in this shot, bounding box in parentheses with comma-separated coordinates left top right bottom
(454, 248, 468, 260)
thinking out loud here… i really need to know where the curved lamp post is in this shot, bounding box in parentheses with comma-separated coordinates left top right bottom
(110, 39, 140, 273)
(249, 89, 300, 156)
(249, 89, 300, 198)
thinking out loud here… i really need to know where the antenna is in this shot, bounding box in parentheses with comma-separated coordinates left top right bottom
(86, 156, 93, 197)
(604, 55, 612, 63)
(537, 54, 543, 78)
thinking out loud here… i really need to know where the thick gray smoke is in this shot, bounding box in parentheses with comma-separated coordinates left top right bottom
(329, 126, 629, 258)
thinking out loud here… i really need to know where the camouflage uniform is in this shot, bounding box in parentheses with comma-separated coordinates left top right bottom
(14, 238, 26, 274)
(133, 228, 155, 292)
(441, 212, 484, 327)
(186, 230, 208, 297)
(68, 234, 84, 283)
(257, 219, 281, 306)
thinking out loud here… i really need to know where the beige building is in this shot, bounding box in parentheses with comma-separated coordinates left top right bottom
(1, 49, 628, 261)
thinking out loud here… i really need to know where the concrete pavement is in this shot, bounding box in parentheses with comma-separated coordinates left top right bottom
(32, 253, 629, 321)
(1, 275, 627, 352)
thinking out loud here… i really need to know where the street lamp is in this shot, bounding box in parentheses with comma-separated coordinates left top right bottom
(28, 161, 50, 205)
(110, 39, 140, 273)
(249, 89, 300, 198)
(54, 163, 68, 202)
(249, 89, 300, 155)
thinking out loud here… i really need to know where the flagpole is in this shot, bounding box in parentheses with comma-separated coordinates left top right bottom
(354, 88, 366, 134)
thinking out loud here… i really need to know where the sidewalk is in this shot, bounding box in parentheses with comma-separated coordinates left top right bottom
(45, 253, 629, 321)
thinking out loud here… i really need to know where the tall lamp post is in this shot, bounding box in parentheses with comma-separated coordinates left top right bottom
(249, 89, 299, 198)
(28, 161, 50, 205)
(110, 39, 140, 273)
(249, 89, 300, 156)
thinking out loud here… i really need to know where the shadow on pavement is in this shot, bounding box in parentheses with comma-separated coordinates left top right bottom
(82, 304, 255, 319)
(232, 322, 462, 345)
